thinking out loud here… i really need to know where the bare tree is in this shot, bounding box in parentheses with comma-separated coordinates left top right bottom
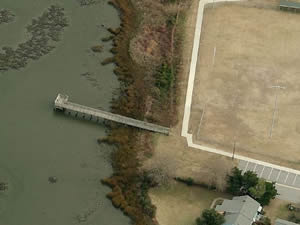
(201, 156, 233, 192)
(143, 151, 179, 187)
(143, 148, 234, 191)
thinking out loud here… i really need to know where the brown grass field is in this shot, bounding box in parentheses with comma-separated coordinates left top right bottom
(149, 181, 232, 225)
(189, 1, 300, 169)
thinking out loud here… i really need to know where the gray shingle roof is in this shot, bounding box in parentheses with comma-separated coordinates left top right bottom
(275, 219, 300, 225)
(280, 0, 300, 9)
(216, 195, 261, 225)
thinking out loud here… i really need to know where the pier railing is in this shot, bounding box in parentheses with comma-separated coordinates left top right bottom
(54, 94, 170, 135)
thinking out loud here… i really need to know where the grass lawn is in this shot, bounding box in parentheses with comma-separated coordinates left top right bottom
(149, 180, 232, 225)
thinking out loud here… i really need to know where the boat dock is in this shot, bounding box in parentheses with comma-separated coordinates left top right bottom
(54, 94, 170, 135)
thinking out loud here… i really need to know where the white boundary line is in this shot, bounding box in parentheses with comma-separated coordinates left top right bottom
(284, 172, 289, 184)
(259, 166, 265, 178)
(196, 105, 206, 138)
(181, 0, 300, 186)
(243, 161, 249, 173)
(277, 182, 300, 191)
(253, 163, 257, 172)
(268, 168, 274, 180)
(293, 175, 298, 185)
(276, 170, 281, 182)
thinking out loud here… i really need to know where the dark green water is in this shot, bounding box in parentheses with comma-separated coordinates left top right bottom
(0, 1, 130, 225)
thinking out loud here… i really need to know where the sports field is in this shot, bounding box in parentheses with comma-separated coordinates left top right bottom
(189, 1, 300, 168)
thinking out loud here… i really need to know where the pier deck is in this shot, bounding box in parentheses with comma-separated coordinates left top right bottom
(54, 94, 169, 135)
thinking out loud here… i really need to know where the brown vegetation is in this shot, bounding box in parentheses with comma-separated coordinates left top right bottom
(100, 0, 191, 225)
(101, 56, 115, 65)
(144, 146, 233, 192)
(91, 45, 103, 52)
(101, 35, 114, 42)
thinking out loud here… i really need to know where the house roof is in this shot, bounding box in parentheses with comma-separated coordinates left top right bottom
(275, 219, 300, 225)
(216, 195, 261, 225)
(280, 0, 300, 9)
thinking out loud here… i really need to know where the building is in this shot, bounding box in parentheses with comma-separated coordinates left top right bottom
(216, 195, 262, 225)
(275, 218, 300, 225)
(280, 0, 300, 12)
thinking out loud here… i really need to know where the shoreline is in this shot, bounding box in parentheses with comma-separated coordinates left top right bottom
(100, 0, 189, 224)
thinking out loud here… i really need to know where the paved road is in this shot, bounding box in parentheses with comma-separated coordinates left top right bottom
(239, 160, 300, 203)
(276, 185, 300, 202)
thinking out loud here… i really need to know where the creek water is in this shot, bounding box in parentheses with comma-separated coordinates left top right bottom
(0, 1, 130, 225)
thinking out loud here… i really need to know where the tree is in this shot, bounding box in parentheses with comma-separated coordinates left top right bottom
(143, 150, 178, 187)
(196, 209, 225, 225)
(227, 167, 243, 195)
(258, 181, 278, 206)
(242, 171, 259, 190)
(203, 157, 233, 192)
(226, 167, 278, 206)
(249, 179, 266, 199)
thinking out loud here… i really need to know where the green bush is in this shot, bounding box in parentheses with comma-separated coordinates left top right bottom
(175, 177, 195, 186)
(155, 63, 174, 96)
(196, 209, 225, 225)
(185, 177, 194, 186)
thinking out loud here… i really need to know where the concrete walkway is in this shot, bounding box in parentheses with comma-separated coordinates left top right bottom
(181, 0, 300, 203)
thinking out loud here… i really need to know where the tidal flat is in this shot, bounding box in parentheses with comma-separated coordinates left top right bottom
(0, 1, 130, 225)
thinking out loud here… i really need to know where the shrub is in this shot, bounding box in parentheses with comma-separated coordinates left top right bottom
(254, 216, 271, 225)
(91, 45, 103, 52)
(196, 209, 225, 225)
(155, 63, 174, 95)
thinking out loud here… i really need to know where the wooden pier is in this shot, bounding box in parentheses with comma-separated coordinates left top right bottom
(54, 94, 170, 135)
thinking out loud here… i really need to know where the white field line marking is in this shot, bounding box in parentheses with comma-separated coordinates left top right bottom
(181, 0, 241, 137)
(212, 46, 216, 66)
(269, 84, 286, 138)
(181, 0, 300, 194)
(197, 102, 207, 139)
(284, 173, 289, 184)
(276, 182, 300, 191)
(269, 92, 278, 138)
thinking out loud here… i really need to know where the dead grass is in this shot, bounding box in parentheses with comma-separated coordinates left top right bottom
(103, 0, 196, 224)
(264, 199, 300, 224)
(188, 1, 300, 169)
(149, 180, 231, 225)
(144, 0, 237, 190)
